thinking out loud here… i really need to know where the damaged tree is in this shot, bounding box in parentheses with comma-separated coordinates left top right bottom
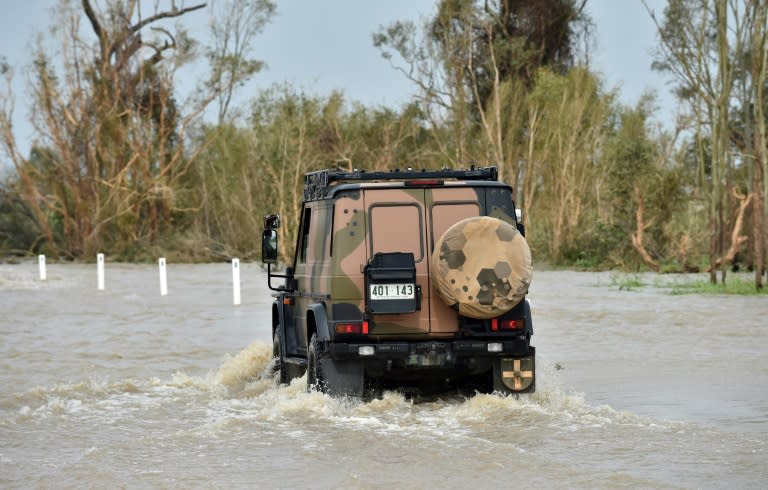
(631, 186, 661, 272)
(706, 187, 754, 273)
(0, 0, 268, 258)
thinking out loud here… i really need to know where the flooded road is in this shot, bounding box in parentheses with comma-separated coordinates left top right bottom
(1, 263, 766, 488)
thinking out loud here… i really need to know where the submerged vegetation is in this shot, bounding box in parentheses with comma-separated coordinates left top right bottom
(664, 277, 768, 295)
(605, 271, 768, 295)
(608, 273, 646, 292)
(0, 1, 767, 291)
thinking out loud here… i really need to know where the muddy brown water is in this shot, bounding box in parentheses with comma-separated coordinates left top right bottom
(1, 263, 766, 488)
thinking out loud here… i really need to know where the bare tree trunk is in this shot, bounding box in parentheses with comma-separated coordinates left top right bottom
(752, 0, 767, 289)
(754, 132, 765, 288)
(631, 186, 661, 272)
(711, 0, 733, 284)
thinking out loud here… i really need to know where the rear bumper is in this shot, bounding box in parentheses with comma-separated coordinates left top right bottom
(328, 337, 531, 364)
(326, 338, 535, 393)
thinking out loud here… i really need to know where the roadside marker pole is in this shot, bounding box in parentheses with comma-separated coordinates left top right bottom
(38, 254, 47, 281)
(97, 253, 105, 290)
(232, 258, 241, 306)
(159, 258, 168, 296)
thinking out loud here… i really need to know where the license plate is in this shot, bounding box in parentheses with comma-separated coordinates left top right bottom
(369, 283, 415, 300)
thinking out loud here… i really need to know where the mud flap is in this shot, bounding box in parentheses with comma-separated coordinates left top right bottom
(318, 357, 365, 397)
(493, 349, 535, 393)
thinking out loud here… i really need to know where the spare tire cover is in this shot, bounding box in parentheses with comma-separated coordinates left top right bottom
(432, 216, 532, 319)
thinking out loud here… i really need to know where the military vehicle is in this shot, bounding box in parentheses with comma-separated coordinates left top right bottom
(261, 166, 534, 398)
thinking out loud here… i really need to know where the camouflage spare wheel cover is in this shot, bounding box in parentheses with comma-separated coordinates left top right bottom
(432, 216, 532, 319)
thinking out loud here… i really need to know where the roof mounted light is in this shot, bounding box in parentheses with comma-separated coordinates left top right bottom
(404, 179, 444, 186)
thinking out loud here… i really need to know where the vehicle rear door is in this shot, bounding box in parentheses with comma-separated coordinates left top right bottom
(364, 186, 483, 335)
(364, 188, 430, 335)
(425, 187, 482, 333)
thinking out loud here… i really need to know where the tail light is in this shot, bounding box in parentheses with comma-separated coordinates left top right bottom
(491, 318, 524, 331)
(335, 321, 369, 335)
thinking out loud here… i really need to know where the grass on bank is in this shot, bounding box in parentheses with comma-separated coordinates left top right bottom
(606, 272, 768, 295)
(664, 277, 768, 295)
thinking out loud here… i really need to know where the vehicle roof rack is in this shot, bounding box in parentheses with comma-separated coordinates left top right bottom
(303, 166, 498, 201)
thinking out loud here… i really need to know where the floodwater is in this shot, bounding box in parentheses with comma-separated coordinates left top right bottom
(1, 262, 766, 489)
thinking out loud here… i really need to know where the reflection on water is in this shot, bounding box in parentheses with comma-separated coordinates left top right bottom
(1, 263, 766, 488)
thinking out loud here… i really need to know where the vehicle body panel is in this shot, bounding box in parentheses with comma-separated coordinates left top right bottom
(264, 167, 535, 396)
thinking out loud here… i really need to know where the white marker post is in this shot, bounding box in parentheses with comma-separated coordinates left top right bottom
(97, 253, 105, 290)
(159, 257, 168, 296)
(38, 254, 47, 281)
(232, 258, 241, 306)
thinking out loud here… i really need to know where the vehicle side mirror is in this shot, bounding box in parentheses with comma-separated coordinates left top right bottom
(515, 208, 525, 237)
(262, 229, 278, 264)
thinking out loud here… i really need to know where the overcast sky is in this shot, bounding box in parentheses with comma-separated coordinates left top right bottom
(0, 0, 673, 165)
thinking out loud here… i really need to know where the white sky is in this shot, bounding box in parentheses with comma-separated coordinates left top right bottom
(0, 0, 674, 167)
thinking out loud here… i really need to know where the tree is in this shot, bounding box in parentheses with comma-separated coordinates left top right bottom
(374, 0, 591, 187)
(749, 0, 767, 288)
(430, 0, 589, 110)
(524, 67, 611, 262)
(207, 0, 275, 123)
(374, 17, 473, 166)
(648, 0, 758, 284)
(0, 0, 273, 259)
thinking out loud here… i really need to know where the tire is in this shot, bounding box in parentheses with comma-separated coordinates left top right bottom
(307, 333, 327, 393)
(272, 331, 291, 385)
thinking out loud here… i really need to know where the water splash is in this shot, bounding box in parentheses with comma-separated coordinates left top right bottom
(212, 341, 274, 397)
(4, 342, 672, 436)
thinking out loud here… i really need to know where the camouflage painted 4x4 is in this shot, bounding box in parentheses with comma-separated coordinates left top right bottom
(261, 166, 534, 397)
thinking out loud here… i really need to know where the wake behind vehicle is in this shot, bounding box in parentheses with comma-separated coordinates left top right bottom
(262, 166, 534, 398)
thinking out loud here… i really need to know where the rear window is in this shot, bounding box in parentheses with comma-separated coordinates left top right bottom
(369, 204, 424, 262)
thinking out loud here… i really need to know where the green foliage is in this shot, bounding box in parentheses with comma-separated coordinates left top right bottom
(524, 67, 614, 263)
(608, 272, 646, 291)
(665, 277, 768, 295)
(0, 181, 40, 254)
(430, 0, 590, 109)
(560, 222, 627, 269)
(180, 85, 436, 262)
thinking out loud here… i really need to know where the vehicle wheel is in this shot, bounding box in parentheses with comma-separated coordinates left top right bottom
(272, 331, 291, 385)
(307, 333, 327, 393)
